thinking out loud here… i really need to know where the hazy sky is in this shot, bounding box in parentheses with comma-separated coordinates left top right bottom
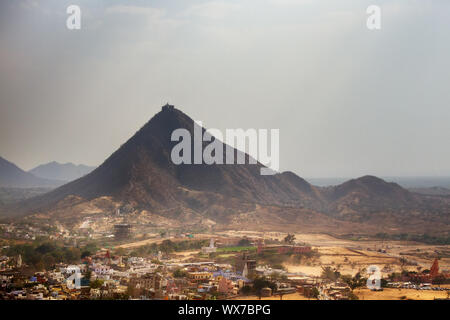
(1, 0, 449, 178)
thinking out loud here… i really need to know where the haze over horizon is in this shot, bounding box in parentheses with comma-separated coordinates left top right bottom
(1, 0, 450, 178)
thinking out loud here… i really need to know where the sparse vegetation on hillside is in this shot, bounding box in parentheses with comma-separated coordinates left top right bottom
(374, 233, 450, 245)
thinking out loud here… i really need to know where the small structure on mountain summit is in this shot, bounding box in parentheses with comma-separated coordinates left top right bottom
(162, 103, 174, 111)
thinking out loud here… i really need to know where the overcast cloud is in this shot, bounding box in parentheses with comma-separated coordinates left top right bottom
(1, 0, 449, 178)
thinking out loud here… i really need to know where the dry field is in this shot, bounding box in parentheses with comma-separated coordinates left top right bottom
(233, 292, 310, 300)
(285, 246, 402, 277)
(355, 287, 450, 300)
(218, 230, 449, 277)
(234, 288, 450, 300)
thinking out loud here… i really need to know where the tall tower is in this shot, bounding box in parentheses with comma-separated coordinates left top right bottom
(242, 262, 248, 278)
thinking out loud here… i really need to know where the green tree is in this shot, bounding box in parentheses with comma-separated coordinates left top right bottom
(321, 266, 340, 281)
(173, 268, 188, 278)
(310, 287, 319, 299)
(252, 276, 277, 299)
(90, 279, 104, 289)
(240, 285, 252, 295)
(341, 273, 365, 291)
(284, 234, 296, 245)
(238, 238, 252, 246)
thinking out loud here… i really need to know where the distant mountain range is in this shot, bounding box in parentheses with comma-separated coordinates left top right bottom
(7, 105, 448, 235)
(307, 176, 450, 189)
(0, 156, 63, 188)
(29, 162, 95, 182)
(409, 186, 450, 196)
(0, 157, 96, 206)
(0, 187, 53, 205)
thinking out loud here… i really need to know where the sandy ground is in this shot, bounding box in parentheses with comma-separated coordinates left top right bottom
(232, 292, 310, 300)
(233, 288, 450, 300)
(283, 265, 323, 277)
(355, 287, 450, 300)
(171, 250, 200, 262)
(116, 237, 164, 249)
(284, 246, 405, 277)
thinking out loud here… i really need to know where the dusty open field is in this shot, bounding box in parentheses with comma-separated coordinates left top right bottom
(234, 288, 450, 300)
(115, 237, 163, 249)
(233, 292, 310, 300)
(218, 230, 450, 277)
(284, 246, 402, 277)
(355, 287, 450, 300)
(171, 250, 201, 262)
